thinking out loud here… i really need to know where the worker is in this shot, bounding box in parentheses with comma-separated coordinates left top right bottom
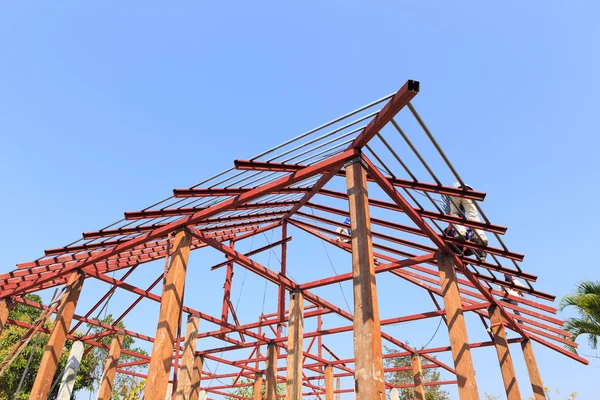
(335, 217, 380, 265)
(442, 224, 488, 260)
(335, 217, 351, 243)
(440, 182, 488, 247)
(500, 274, 526, 322)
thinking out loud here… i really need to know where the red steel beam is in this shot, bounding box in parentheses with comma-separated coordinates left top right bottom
(123, 200, 298, 220)
(82, 212, 284, 240)
(234, 161, 488, 203)
(173, 187, 311, 198)
(45, 224, 261, 256)
(348, 79, 419, 148)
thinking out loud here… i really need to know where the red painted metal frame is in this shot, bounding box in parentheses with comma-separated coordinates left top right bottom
(0, 80, 588, 400)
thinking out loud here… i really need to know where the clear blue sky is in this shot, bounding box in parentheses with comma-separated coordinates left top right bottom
(1, 2, 599, 399)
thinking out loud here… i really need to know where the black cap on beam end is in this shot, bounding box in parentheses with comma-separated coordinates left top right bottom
(407, 80, 420, 92)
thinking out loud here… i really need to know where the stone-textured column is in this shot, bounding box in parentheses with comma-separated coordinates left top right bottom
(489, 305, 521, 399)
(335, 377, 340, 400)
(521, 339, 545, 400)
(253, 373, 263, 400)
(176, 315, 200, 400)
(389, 388, 400, 400)
(97, 334, 125, 400)
(146, 229, 192, 400)
(30, 271, 84, 400)
(437, 253, 479, 399)
(346, 159, 385, 400)
(57, 340, 85, 400)
(411, 354, 425, 400)
(0, 298, 14, 335)
(190, 354, 204, 400)
(286, 289, 304, 400)
(265, 343, 278, 400)
(324, 365, 334, 400)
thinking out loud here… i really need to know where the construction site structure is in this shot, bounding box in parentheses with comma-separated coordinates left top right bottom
(0, 80, 587, 400)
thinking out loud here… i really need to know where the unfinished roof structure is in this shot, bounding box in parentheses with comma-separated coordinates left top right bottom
(0, 80, 587, 400)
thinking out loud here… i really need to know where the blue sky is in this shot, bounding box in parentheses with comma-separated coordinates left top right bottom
(1, 1, 599, 399)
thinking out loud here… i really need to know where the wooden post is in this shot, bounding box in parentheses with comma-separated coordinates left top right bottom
(286, 289, 304, 400)
(97, 334, 124, 400)
(190, 354, 204, 400)
(253, 373, 263, 400)
(345, 158, 385, 400)
(437, 253, 479, 399)
(30, 271, 84, 400)
(324, 365, 334, 400)
(411, 354, 425, 400)
(0, 298, 14, 335)
(489, 305, 521, 400)
(265, 342, 278, 400)
(146, 229, 192, 400)
(521, 339, 545, 400)
(176, 315, 200, 400)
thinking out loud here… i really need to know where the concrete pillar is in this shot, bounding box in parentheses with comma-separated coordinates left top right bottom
(411, 354, 425, 400)
(189, 354, 204, 400)
(345, 159, 385, 400)
(253, 373, 263, 400)
(324, 365, 334, 400)
(389, 388, 400, 400)
(30, 271, 84, 400)
(437, 253, 479, 399)
(165, 383, 174, 400)
(489, 305, 521, 400)
(146, 229, 192, 400)
(335, 377, 340, 400)
(57, 340, 85, 400)
(286, 289, 304, 400)
(0, 298, 14, 335)
(176, 315, 200, 400)
(265, 343, 278, 400)
(97, 334, 125, 400)
(521, 339, 545, 400)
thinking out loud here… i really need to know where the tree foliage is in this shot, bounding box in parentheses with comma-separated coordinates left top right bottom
(225, 377, 286, 400)
(559, 280, 600, 353)
(384, 346, 449, 400)
(0, 295, 147, 400)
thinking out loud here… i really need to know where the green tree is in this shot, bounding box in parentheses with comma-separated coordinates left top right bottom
(225, 377, 285, 399)
(384, 346, 450, 400)
(0, 296, 146, 400)
(559, 280, 600, 354)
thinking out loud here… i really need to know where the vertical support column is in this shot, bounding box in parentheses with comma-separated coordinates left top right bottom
(437, 253, 479, 399)
(324, 365, 334, 400)
(521, 339, 545, 400)
(0, 298, 14, 335)
(265, 342, 278, 400)
(146, 228, 192, 400)
(30, 270, 84, 400)
(411, 354, 425, 400)
(286, 289, 304, 400)
(176, 315, 200, 400)
(278, 222, 288, 337)
(57, 340, 85, 400)
(97, 334, 124, 400)
(345, 158, 385, 400)
(335, 377, 340, 400)
(489, 305, 521, 400)
(190, 354, 204, 400)
(222, 240, 234, 322)
(253, 373, 263, 400)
